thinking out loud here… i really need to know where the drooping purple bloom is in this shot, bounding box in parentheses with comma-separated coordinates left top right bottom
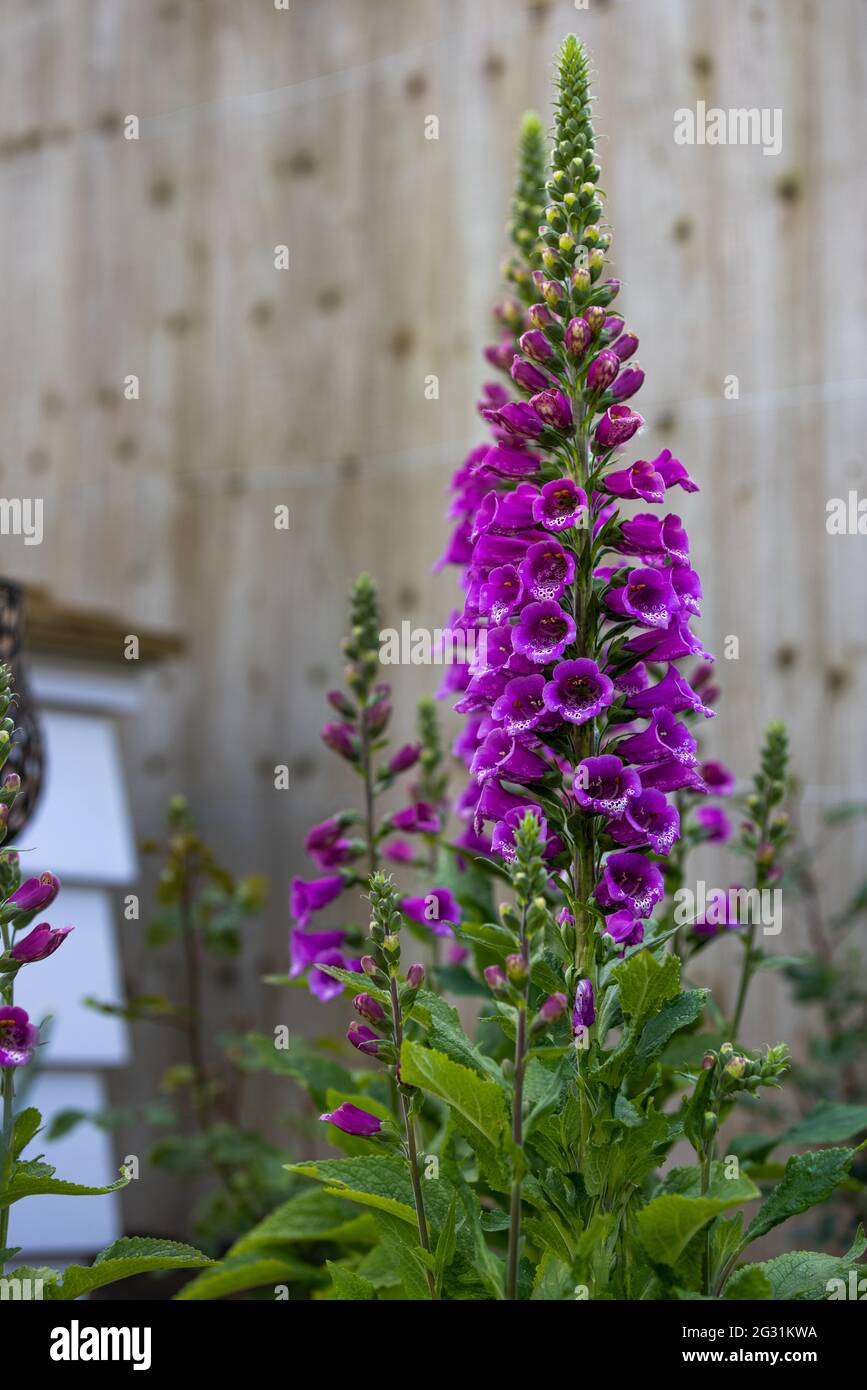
(480, 443, 541, 479)
(290, 875, 345, 929)
(530, 388, 573, 431)
(600, 851, 665, 917)
(479, 564, 524, 621)
(492, 674, 549, 734)
(519, 329, 555, 363)
(574, 755, 641, 816)
(626, 664, 715, 720)
(603, 910, 645, 949)
(639, 759, 708, 794)
(390, 802, 441, 834)
(0, 1006, 38, 1067)
(490, 806, 563, 863)
(389, 744, 421, 774)
(594, 404, 644, 450)
(470, 728, 549, 784)
(614, 707, 697, 766)
(353, 992, 386, 1025)
(491, 401, 545, 439)
(623, 788, 681, 855)
(320, 1102, 382, 1137)
(543, 658, 614, 725)
(654, 448, 699, 493)
(695, 805, 733, 843)
(512, 601, 576, 663)
(618, 512, 690, 567)
(610, 365, 645, 400)
(572, 980, 596, 1033)
(610, 332, 639, 361)
(321, 723, 358, 761)
(400, 888, 460, 935)
(603, 458, 665, 504)
(304, 818, 355, 870)
(519, 539, 575, 602)
(604, 566, 680, 629)
(289, 927, 345, 977)
(347, 1022, 382, 1056)
(510, 355, 551, 393)
(701, 760, 736, 795)
(10, 923, 73, 963)
(6, 872, 61, 917)
(537, 992, 568, 1024)
(532, 478, 588, 531)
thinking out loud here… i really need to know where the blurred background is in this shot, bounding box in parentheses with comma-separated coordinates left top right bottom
(0, 0, 864, 1255)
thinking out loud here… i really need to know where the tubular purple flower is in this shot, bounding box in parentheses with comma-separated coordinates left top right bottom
(604, 566, 679, 628)
(6, 872, 60, 917)
(695, 805, 733, 842)
(574, 755, 641, 816)
(537, 992, 568, 1024)
(388, 744, 421, 774)
(347, 1021, 382, 1056)
(603, 910, 645, 948)
(479, 564, 524, 621)
(321, 722, 359, 762)
(594, 404, 644, 450)
(0, 1006, 38, 1067)
(320, 1102, 382, 1137)
(530, 388, 573, 430)
(586, 349, 620, 393)
(611, 332, 639, 361)
(10, 923, 73, 963)
(519, 539, 575, 602)
(532, 478, 588, 531)
(542, 658, 614, 725)
(491, 674, 549, 734)
(610, 365, 645, 400)
(353, 992, 387, 1025)
(406, 963, 425, 989)
(512, 601, 576, 663)
(390, 802, 441, 834)
(600, 851, 665, 917)
(565, 316, 592, 357)
(400, 887, 460, 934)
(615, 707, 698, 766)
(572, 980, 595, 1033)
(518, 329, 555, 363)
(510, 355, 551, 393)
(290, 875, 345, 928)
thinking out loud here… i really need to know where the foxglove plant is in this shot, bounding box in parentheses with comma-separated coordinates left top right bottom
(0, 665, 212, 1296)
(205, 36, 867, 1304)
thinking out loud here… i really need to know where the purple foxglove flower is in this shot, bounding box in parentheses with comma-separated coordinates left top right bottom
(473, 778, 540, 833)
(604, 566, 679, 629)
(479, 564, 524, 622)
(304, 818, 355, 870)
(532, 478, 588, 531)
(586, 349, 620, 393)
(701, 760, 736, 795)
(530, 388, 573, 430)
(565, 316, 592, 357)
(321, 722, 358, 762)
(594, 404, 644, 450)
(610, 365, 645, 401)
(0, 1006, 38, 1067)
(626, 664, 715, 720)
(289, 927, 345, 977)
(693, 885, 748, 935)
(624, 615, 711, 663)
(494, 401, 545, 439)
(320, 1102, 382, 1137)
(518, 539, 575, 602)
(476, 625, 514, 670)
(384, 839, 416, 863)
(572, 980, 596, 1033)
(518, 329, 555, 363)
(601, 851, 664, 917)
(485, 337, 515, 371)
(614, 662, 649, 696)
(611, 332, 639, 361)
(353, 992, 386, 1025)
(484, 964, 508, 992)
(618, 512, 690, 567)
(510, 355, 551, 393)
(389, 744, 421, 774)
(491, 674, 548, 734)
(602, 314, 626, 342)
(6, 872, 60, 916)
(639, 759, 708, 794)
(574, 754, 641, 816)
(491, 806, 562, 862)
(527, 302, 556, 330)
(470, 729, 549, 784)
(654, 448, 699, 493)
(390, 802, 440, 834)
(542, 658, 614, 725)
(695, 805, 732, 842)
(10, 923, 73, 963)
(347, 1022, 382, 1056)
(670, 567, 702, 616)
(512, 601, 576, 663)
(537, 992, 567, 1024)
(290, 875, 345, 929)
(603, 458, 665, 504)
(615, 707, 697, 766)
(454, 668, 510, 715)
(480, 443, 541, 479)
(406, 963, 425, 988)
(603, 910, 645, 948)
(623, 788, 681, 855)
(327, 689, 356, 718)
(400, 887, 459, 935)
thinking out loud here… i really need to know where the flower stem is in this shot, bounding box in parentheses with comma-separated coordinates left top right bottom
(506, 903, 530, 1299)
(389, 973, 437, 1299)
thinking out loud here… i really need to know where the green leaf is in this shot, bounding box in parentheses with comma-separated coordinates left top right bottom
(11, 1107, 42, 1159)
(723, 1265, 772, 1299)
(234, 1032, 354, 1104)
(327, 1261, 377, 1300)
(41, 1238, 212, 1299)
(399, 1039, 508, 1146)
(634, 990, 707, 1066)
(638, 1177, 761, 1267)
(775, 1101, 867, 1150)
(286, 1155, 457, 1232)
(0, 1171, 129, 1207)
(744, 1147, 855, 1245)
(232, 1188, 371, 1251)
(742, 1226, 867, 1300)
(434, 1199, 458, 1294)
(176, 1251, 316, 1301)
(614, 950, 680, 1025)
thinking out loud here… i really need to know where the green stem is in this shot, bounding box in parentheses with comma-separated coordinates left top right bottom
(390, 974, 436, 1299)
(506, 904, 530, 1300)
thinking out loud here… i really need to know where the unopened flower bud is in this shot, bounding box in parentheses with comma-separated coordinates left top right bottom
(519, 329, 554, 363)
(505, 953, 529, 985)
(361, 955, 379, 978)
(353, 992, 386, 1025)
(586, 349, 620, 392)
(484, 964, 507, 993)
(406, 963, 425, 989)
(565, 316, 592, 357)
